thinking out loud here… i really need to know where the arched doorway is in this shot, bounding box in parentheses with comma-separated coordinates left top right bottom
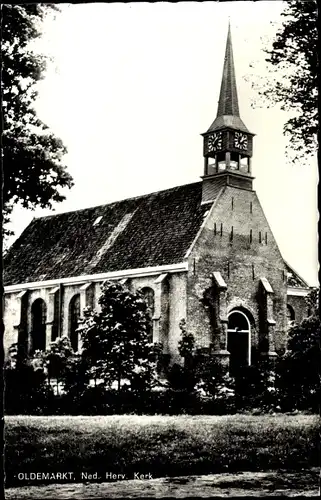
(227, 309, 251, 375)
(31, 298, 47, 352)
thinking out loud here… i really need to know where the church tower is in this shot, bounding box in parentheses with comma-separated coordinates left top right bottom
(202, 24, 255, 203)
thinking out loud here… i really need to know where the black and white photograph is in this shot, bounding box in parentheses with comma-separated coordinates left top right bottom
(2, 1, 319, 498)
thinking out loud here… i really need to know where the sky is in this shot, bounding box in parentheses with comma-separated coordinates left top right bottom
(7, 1, 318, 286)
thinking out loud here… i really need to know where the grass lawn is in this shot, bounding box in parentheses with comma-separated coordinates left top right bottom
(5, 414, 320, 488)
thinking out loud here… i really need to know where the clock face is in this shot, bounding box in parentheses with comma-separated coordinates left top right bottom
(206, 132, 222, 153)
(234, 132, 248, 150)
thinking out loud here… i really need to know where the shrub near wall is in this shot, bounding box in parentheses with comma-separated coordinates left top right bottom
(4, 302, 320, 415)
(275, 314, 320, 413)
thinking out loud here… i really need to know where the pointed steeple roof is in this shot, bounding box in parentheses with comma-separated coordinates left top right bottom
(207, 22, 249, 134)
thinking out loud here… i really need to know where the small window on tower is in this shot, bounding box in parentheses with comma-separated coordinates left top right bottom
(217, 152, 226, 171)
(207, 158, 216, 175)
(229, 152, 239, 170)
(240, 156, 249, 173)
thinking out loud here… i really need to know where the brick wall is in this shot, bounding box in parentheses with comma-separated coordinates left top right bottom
(287, 294, 309, 324)
(3, 271, 187, 362)
(187, 185, 288, 355)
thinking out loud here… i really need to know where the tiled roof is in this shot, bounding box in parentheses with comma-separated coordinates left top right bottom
(3, 182, 210, 286)
(3, 182, 309, 290)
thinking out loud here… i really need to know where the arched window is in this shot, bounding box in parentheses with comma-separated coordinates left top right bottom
(141, 287, 155, 341)
(69, 294, 81, 352)
(31, 299, 47, 352)
(287, 304, 295, 326)
(227, 309, 251, 376)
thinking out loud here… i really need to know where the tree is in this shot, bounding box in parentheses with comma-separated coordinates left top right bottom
(305, 286, 319, 316)
(178, 319, 195, 368)
(1, 4, 73, 235)
(276, 298, 320, 412)
(79, 281, 159, 393)
(4, 343, 52, 414)
(254, 0, 318, 161)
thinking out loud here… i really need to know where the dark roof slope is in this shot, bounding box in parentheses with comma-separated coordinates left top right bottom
(4, 182, 210, 285)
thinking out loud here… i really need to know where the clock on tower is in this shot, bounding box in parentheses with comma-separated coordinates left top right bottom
(205, 132, 222, 154)
(234, 131, 248, 151)
(201, 22, 255, 190)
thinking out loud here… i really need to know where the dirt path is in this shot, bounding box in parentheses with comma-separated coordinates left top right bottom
(5, 469, 320, 498)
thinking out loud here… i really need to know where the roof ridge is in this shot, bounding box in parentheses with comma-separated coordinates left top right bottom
(4, 180, 206, 285)
(33, 180, 202, 221)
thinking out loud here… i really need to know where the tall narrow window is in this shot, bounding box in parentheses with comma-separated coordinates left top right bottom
(265, 232, 268, 244)
(69, 294, 81, 352)
(250, 229, 252, 243)
(230, 226, 234, 241)
(231, 197, 234, 210)
(252, 264, 255, 280)
(250, 202, 253, 214)
(220, 223, 223, 236)
(227, 309, 251, 375)
(287, 304, 295, 327)
(141, 287, 155, 342)
(31, 299, 47, 352)
(259, 231, 262, 243)
(214, 222, 217, 235)
(51, 293, 60, 341)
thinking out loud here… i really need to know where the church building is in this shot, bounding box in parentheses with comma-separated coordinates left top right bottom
(3, 26, 310, 372)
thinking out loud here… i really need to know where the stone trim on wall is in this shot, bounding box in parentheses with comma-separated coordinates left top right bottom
(259, 277, 277, 360)
(153, 273, 169, 349)
(46, 286, 60, 348)
(287, 287, 310, 297)
(4, 263, 188, 293)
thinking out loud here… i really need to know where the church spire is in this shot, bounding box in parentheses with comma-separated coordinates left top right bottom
(217, 21, 239, 117)
(201, 22, 255, 203)
(206, 22, 249, 134)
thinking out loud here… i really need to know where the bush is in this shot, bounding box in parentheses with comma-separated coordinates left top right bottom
(234, 359, 279, 413)
(275, 314, 320, 412)
(4, 361, 54, 415)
